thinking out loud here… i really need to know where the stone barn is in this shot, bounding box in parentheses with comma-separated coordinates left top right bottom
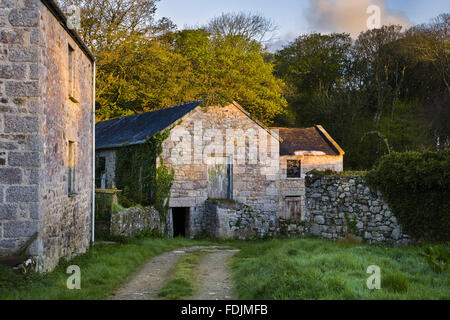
(274, 126, 345, 221)
(0, 0, 95, 271)
(96, 101, 345, 239)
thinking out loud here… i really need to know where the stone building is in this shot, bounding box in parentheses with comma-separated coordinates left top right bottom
(96, 101, 344, 239)
(0, 0, 95, 271)
(274, 126, 345, 221)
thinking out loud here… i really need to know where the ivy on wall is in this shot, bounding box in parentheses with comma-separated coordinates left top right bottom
(365, 150, 450, 243)
(115, 128, 174, 218)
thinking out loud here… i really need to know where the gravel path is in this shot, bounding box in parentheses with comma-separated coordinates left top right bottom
(190, 249, 240, 300)
(109, 246, 238, 300)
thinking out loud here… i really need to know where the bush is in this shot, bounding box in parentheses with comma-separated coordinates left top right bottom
(365, 150, 450, 242)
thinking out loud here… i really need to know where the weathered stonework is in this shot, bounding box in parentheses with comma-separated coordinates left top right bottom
(204, 200, 278, 239)
(304, 173, 409, 245)
(0, 0, 94, 271)
(110, 206, 169, 238)
(161, 104, 281, 239)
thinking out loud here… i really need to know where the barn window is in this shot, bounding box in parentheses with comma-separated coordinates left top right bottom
(68, 45, 75, 99)
(287, 160, 301, 178)
(68, 141, 76, 194)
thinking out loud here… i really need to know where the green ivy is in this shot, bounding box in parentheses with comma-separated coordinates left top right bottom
(115, 128, 175, 218)
(365, 150, 450, 242)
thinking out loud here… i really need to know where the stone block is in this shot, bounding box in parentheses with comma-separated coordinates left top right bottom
(0, 203, 16, 219)
(4, 115, 39, 133)
(0, 29, 24, 44)
(3, 220, 38, 238)
(8, 46, 39, 62)
(6, 185, 39, 202)
(0, 64, 26, 79)
(5, 81, 39, 96)
(8, 152, 40, 167)
(0, 167, 23, 185)
(8, 9, 39, 27)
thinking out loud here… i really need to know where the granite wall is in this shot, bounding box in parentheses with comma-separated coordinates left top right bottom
(0, 0, 94, 271)
(161, 104, 280, 238)
(303, 173, 409, 245)
(203, 200, 278, 239)
(110, 206, 169, 238)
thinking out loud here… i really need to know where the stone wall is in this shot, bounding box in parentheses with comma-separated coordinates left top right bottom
(0, 0, 94, 271)
(203, 200, 278, 239)
(0, 0, 44, 258)
(279, 154, 343, 220)
(304, 173, 409, 245)
(110, 206, 168, 238)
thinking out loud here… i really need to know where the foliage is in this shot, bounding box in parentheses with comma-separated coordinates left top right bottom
(231, 238, 450, 299)
(115, 129, 174, 217)
(274, 20, 449, 169)
(115, 142, 156, 208)
(344, 212, 359, 237)
(154, 159, 174, 219)
(421, 245, 450, 273)
(206, 12, 277, 42)
(365, 151, 450, 242)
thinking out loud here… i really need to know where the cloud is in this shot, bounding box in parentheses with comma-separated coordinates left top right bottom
(305, 0, 411, 38)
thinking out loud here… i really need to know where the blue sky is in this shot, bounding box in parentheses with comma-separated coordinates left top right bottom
(155, 0, 449, 48)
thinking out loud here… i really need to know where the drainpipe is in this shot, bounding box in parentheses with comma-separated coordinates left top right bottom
(91, 61, 96, 244)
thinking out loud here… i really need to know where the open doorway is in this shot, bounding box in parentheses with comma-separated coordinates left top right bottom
(172, 207, 190, 237)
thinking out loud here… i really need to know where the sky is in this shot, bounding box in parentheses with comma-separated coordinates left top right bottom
(154, 0, 449, 50)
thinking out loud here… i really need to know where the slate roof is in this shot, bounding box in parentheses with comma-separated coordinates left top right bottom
(271, 126, 342, 156)
(95, 100, 203, 150)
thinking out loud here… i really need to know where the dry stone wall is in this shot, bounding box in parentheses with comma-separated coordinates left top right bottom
(304, 173, 409, 245)
(110, 206, 169, 238)
(204, 200, 278, 239)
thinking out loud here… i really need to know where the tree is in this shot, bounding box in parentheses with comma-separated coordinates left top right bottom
(206, 12, 277, 43)
(172, 30, 287, 124)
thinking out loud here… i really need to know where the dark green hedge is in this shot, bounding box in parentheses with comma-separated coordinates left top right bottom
(365, 150, 450, 242)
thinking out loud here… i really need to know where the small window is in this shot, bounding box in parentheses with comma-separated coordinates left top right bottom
(287, 160, 301, 178)
(68, 141, 76, 194)
(95, 156, 106, 188)
(68, 45, 75, 99)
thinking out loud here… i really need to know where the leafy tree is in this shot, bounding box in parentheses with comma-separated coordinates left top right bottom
(206, 12, 277, 43)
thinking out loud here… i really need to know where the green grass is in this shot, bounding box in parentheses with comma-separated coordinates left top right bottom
(158, 250, 207, 299)
(231, 238, 450, 300)
(0, 238, 214, 300)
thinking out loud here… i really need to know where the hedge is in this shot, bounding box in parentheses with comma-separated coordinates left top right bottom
(365, 150, 450, 242)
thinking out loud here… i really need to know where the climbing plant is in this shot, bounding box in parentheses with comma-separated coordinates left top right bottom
(115, 128, 174, 217)
(365, 150, 450, 242)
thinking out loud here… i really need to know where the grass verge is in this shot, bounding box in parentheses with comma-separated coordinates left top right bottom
(158, 250, 207, 299)
(231, 238, 450, 300)
(0, 238, 214, 300)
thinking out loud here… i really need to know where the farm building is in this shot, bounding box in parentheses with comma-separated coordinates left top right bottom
(95, 101, 344, 239)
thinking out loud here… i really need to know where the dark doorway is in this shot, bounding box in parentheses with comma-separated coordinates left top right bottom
(172, 207, 189, 237)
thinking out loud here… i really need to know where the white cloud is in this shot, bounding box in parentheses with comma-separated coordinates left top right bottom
(305, 0, 411, 38)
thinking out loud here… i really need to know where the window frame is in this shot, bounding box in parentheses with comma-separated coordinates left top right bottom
(286, 159, 301, 179)
(68, 45, 78, 102)
(68, 141, 76, 195)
